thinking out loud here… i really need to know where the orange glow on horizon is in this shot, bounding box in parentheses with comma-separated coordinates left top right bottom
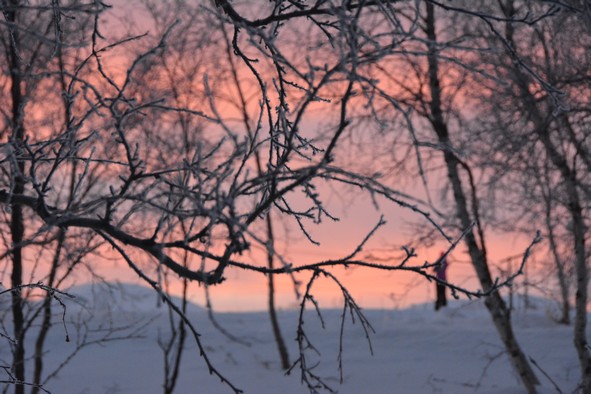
(79, 192, 544, 313)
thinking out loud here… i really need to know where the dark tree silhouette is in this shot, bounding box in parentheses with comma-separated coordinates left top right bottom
(0, 1, 560, 393)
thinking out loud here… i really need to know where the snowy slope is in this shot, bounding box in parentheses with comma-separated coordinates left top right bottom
(6, 283, 581, 394)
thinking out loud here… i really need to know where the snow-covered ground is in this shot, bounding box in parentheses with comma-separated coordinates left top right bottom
(5, 283, 581, 393)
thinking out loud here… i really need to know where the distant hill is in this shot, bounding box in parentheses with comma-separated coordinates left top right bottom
(65, 281, 205, 317)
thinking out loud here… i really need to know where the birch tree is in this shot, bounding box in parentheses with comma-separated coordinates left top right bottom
(463, 0, 591, 389)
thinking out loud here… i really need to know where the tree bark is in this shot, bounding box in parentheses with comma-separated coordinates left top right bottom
(538, 127, 590, 388)
(5, 1, 26, 392)
(32, 42, 74, 393)
(266, 213, 291, 370)
(424, 4, 539, 392)
(163, 275, 188, 394)
(495, 0, 590, 385)
(499, 5, 590, 382)
(10, 192, 25, 394)
(31, 230, 65, 394)
(542, 176, 570, 325)
(220, 22, 291, 370)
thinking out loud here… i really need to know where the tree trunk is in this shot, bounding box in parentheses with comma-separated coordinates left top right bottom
(10, 195, 25, 394)
(441, 148, 540, 393)
(537, 128, 591, 387)
(31, 230, 66, 394)
(568, 186, 590, 390)
(163, 275, 188, 394)
(221, 24, 291, 370)
(497, 0, 589, 386)
(5, 2, 26, 392)
(424, 4, 539, 392)
(543, 184, 570, 325)
(266, 213, 291, 370)
(536, 112, 590, 389)
(503, 28, 589, 391)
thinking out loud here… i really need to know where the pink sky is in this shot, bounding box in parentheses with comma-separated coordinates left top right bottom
(12, 0, 549, 313)
(84, 184, 541, 312)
